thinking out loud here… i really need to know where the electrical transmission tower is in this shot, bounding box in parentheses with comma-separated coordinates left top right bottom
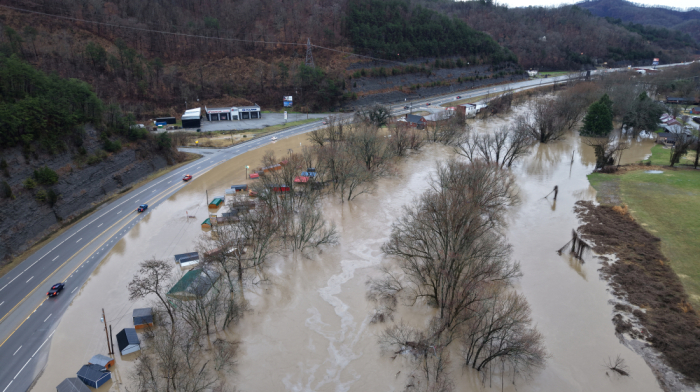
(305, 38, 315, 68)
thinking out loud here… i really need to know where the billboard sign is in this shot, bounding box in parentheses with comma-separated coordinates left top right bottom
(283, 96, 293, 107)
(652, 58, 659, 66)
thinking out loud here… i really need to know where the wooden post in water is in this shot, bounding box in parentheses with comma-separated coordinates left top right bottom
(553, 186, 559, 200)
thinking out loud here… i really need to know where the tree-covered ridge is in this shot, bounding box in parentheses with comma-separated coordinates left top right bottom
(345, 0, 517, 64)
(606, 18, 698, 49)
(0, 55, 103, 149)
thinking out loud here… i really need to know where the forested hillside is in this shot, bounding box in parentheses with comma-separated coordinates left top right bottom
(578, 0, 700, 43)
(0, 0, 695, 116)
(431, 2, 698, 70)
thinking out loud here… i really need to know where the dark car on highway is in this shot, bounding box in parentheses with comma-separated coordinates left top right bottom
(456, 96, 461, 99)
(404, 106, 409, 109)
(47, 283, 64, 297)
(137, 204, 148, 212)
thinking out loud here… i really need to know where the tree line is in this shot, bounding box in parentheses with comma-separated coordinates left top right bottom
(345, 0, 517, 63)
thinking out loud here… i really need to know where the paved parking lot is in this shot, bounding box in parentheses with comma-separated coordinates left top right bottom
(192, 113, 327, 132)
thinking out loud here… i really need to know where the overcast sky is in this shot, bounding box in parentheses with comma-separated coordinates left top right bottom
(497, 0, 696, 10)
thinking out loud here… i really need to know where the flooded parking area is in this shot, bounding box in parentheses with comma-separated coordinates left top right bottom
(32, 108, 663, 392)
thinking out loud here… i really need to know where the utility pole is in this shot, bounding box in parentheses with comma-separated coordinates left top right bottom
(102, 309, 112, 355)
(206, 190, 209, 206)
(109, 325, 115, 355)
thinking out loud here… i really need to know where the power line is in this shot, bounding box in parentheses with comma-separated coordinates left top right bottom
(0, 3, 406, 66)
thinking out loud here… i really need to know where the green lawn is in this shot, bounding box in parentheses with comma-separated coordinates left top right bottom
(588, 168, 700, 306)
(647, 144, 696, 166)
(536, 71, 571, 78)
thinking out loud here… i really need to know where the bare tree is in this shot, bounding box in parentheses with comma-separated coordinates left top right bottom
(522, 97, 567, 143)
(670, 133, 693, 167)
(284, 203, 339, 253)
(584, 135, 630, 170)
(604, 355, 630, 377)
(390, 123, 425, 157)
(457, 121, 535, 169)
(366, 269, 404, 323)
(461, 288, 547, 374)
(382, 160, 520, 335)
(131, 324, 219, 392)
(424, 112, 465, 146)
(128, 258, 177, 327)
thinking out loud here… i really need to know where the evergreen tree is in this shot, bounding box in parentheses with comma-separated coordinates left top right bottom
(581, 96, 614, 136)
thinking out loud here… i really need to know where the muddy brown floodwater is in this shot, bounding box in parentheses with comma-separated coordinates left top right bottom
(33, 109, 664, 392)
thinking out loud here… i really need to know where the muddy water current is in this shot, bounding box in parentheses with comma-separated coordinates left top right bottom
(32, 114, 663, 392)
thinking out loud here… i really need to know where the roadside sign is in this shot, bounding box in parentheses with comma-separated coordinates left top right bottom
(284, 111, 288, 120)
(652, 58, 659, 66)
(283, 96, 293, 107)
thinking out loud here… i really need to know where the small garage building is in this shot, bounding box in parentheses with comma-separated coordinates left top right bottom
(182, 108, 202, 128)
(77, 364, 111, 388)
(205, 106, 232, 121)
(56, 377, 91, 392)
(116, 328, 141, 355)
(237, 105, 261, 120)
(133, 308, 154, 329)
(88, 354, 115, 369)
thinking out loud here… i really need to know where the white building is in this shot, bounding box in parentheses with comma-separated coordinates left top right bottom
(205, 105, 261, 121)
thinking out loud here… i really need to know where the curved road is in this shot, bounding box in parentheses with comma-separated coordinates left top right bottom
(0, 62, 691, 391)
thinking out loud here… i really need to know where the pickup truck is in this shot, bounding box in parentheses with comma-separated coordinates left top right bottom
(137, 204, 148, 212)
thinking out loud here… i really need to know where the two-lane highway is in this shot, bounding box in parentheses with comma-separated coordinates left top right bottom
(0, 62, 693, 391)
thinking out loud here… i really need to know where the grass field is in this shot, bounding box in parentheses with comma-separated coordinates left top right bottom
(588, 168, 700, 307)
(646, 144, 696, 166)
(536, 71, 571, 78)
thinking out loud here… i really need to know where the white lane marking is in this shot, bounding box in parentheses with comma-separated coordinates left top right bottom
(97, 223, 103, 228)
(0, 301, 4, 306)
(76, 238, 82, 243)
(3, 380, 12, 392)
(152, 189, 156, 192)
(13, 346, 21, 356)
(32, 329, 56, 358)
(26, 276, 33, 284)
(52, 256, 59, 261)
(44, 314, 51, 322)
(168, 181, 171, 184)
(14, 358, 31, 379)
(71, 287, 78, 293)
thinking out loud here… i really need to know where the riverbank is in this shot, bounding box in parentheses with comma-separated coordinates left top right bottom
(576, 201, 700, 390)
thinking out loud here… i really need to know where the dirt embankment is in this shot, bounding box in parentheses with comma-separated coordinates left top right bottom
(575, 201, 700, 388)
(0, 129, 180, 267)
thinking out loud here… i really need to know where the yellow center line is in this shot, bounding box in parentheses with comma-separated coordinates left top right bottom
(0, 169, 209, 349)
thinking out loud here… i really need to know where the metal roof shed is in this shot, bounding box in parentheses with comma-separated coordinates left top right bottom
(116, 328, 141, 355)
(167, 269, 220, 300)
(174, 252, 200, 268)
(182, 108, 202, 128)
(133, 308, 154, 329)
(77, 364, 111, 388)
(56, 378, 91, 392)
(88, 354, 115, 369)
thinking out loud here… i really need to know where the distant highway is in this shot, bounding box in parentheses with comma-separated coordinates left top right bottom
(0, 61, 692, 392)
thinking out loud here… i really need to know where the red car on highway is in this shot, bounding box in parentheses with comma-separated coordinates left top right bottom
(183, 174, 193, 181)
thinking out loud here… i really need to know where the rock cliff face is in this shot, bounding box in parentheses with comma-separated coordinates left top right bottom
(0, 131, 170, 264)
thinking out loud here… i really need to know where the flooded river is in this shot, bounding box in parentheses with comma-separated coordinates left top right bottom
(32, 109, 663, 392)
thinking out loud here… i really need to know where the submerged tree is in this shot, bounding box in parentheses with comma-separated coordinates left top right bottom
(457, 119, 535, 168)
(382, 159, 520, 336)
